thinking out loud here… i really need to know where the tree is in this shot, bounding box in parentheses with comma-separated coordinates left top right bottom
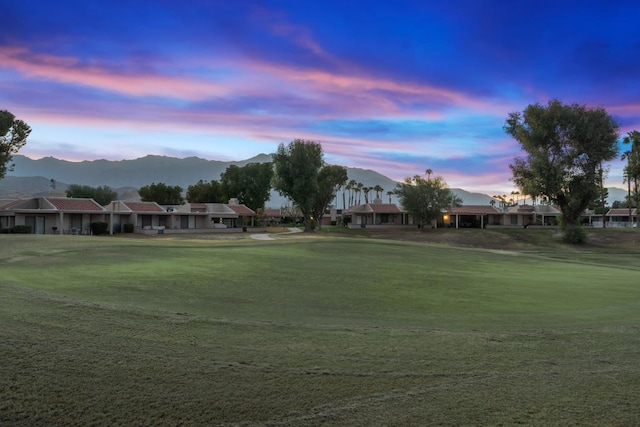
(622, 130, 640, 225)
(0, 110, 31, 181)
(394, 173, 461, 229)
(272, 139, 324, 232)
(186, 179, 223, 203)
(220, 162, 273, 210)
(373, 184, 384, 200)
(347, 179, 357, 206)
(386, 191, 394, 204)
(139, 182, 184, 205)
(505, 99, 619, 243)
(363, 187, 371, 204)
(66, 184, 118, 206)
(311, 164, 348, 230)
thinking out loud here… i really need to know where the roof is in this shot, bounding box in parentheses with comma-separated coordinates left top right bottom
(348, 203, 402, 214)
(449, 205, 500, 214)
(228, 204, 256, 216)
(607, 208, 637, 216)
(264, 208, 282, 217)
(46, 198, 105, 211)
(121, 201, 166, 212)
(0, 199, 22, 210)
(369, 203, 402, 213)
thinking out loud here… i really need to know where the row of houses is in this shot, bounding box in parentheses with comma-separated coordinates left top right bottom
(341, 200, 638, 229)
(1, 196, 637, 235)
(0, 197, 257, 235)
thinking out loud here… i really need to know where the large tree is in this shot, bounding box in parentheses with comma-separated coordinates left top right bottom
(272, 139, 324, 232)
(66, 184, 118, 206)
(311, 164, 348, 230)
(622, 130, 640, 222)
(505, 99, 619, 243)
(1, 110, 31, 181)
(394, 173, 461, 229)
(139, 182, 184, 205)
(186, 179, 223, 203)
(220, 162, 273, 210)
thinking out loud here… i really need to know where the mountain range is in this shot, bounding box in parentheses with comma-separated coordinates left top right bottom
(1, 154, 629, 208)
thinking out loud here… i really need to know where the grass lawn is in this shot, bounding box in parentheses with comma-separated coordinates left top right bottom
(1, 231, 640, 425)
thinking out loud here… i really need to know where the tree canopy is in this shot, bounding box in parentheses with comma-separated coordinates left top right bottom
(272, 139, 324, 232)
(186, 179, 223, 203)
(66, 184, 118, 206)
(219, 162, 273, 210)
(394, 173, 461, 229)
(0, 110, 31, 181)
(139, 182, 184, 205)
(622, 130, 640, 213)
(311, 164, 348, 230)
(505, 99, 619, 243)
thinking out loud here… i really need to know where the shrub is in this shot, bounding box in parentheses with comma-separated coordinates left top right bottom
(123, 223, 134, 233)
(91, 222, 109, 235)
(12, 225, 32, 234)
(562, 225, 587, 244)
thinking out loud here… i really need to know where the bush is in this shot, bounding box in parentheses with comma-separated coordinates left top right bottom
(123, 223, 134, 233)
(12, 225, 32, 234)
(91, 222, 109, 235)
(562, 225, 587, 244)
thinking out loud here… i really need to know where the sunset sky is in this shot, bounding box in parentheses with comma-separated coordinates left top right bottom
(2, 1, 639, 194)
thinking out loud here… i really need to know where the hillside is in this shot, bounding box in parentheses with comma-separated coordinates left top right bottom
(1, 154, 524, 207)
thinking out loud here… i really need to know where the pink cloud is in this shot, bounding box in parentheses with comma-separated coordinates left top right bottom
(0, 47, 230, 100)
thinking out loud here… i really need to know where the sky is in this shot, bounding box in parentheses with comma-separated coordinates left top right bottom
(1, 0, 639, 194)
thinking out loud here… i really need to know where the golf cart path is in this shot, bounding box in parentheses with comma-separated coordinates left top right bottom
(250, 227, 302, 240)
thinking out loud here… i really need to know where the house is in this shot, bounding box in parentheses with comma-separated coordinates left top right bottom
(0, 197, 106, 234)
(446, 205, 502, 228)
(106, 199, 256, 233)
(600, 208, 638, 228)
(105, 201, 168, 233)
(346, 199, 406, 228)
(500, 204, 560, 227)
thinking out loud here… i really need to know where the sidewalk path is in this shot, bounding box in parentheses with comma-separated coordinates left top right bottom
(250, 227, 302, 241)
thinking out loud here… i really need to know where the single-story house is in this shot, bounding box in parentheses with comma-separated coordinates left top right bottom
(346, 200, 406, 228)
(600, 208, 638, 228)
(446, 205, 502, 228)
(0, 197, 106, 234)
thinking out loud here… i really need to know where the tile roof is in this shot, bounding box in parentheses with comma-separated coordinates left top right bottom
(46, 198, 105, 211)
(369, 204, 402, 213)
(0, 199, 22, 210)
(123, 202, 166, 212)
(449, 205, 500, 214)
(607, 208, 637, 216)
(228, 204, 256, 216)
(264, 208, 282, 217)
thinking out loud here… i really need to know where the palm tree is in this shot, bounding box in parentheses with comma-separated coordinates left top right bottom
(363, 187, 371, 204)
(622, 130, 640, 227)
(347, 179, 357, 206)
(511, 190, 520, 205)
(373, 184, 384, 200)
(386, 191, 394, 204)
(425, 169, 433, 180)
(356, 182, 364, 204)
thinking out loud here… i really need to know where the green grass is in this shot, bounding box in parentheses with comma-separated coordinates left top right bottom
(2, 233, 640, 425)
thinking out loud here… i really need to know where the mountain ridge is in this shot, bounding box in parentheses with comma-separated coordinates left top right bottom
(3, 154, 626, 207)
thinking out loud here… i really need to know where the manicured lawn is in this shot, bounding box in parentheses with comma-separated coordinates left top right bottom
(1, 233, 640, 425)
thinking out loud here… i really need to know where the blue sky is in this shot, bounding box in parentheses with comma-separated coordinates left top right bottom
(1, 0, 639, 193)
